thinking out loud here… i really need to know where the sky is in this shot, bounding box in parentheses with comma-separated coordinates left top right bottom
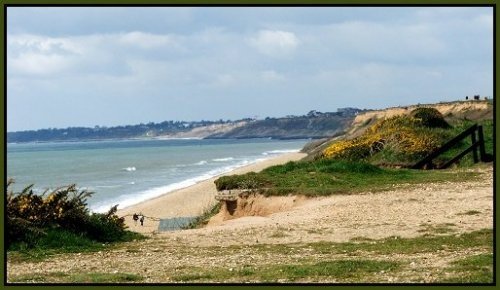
(7, 7, 493, 132)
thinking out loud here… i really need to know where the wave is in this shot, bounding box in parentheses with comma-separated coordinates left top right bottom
(262, 149, 300, 156)
(195, 160, 208, 165)
(212, 157, 234, 162)
(95, 184, 123, 189)
(91, 157, 270, 213)
(123, 166, 136, 172)
(153, 136, 203, 140)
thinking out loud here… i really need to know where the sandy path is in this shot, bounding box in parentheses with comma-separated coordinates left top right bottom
(117, 152, 307, 234)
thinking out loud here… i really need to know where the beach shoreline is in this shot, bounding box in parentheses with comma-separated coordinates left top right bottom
(117, 152, 307, 234)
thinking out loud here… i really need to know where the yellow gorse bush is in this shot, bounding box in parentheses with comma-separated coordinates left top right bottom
(7, 180, 130, 248)
(323, 114, 443, 160)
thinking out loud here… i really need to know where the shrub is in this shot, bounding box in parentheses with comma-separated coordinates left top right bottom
(322, 114, 445, 165)
(83, 205, 128, 242)
(410, 107, 451, 129)
(6, 181, 132, 250)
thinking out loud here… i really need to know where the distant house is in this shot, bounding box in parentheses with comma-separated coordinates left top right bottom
(337, 107, 362, 116)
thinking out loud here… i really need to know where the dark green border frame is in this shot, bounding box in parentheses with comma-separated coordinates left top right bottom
(0, 1, 496, 289)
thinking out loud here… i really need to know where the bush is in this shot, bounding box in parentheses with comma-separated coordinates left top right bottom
(322, 114, 446, 165)
(83, 205, 128, 242)
(6, 181, 133, 250)
(410, 107, 451, 129)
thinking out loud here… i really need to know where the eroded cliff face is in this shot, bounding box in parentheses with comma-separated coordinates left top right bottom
(158, 121, 249, 139)
(208, 193, 308, 226)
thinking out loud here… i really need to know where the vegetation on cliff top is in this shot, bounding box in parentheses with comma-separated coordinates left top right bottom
(323, 108, 452, 166)
(215, 108, 492, 196)
(215, 159, 483, 197)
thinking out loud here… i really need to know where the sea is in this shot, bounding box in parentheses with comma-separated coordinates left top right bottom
(7, 138, 308, 213)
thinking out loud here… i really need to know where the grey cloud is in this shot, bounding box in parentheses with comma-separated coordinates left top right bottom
(6, 7, 493, 131)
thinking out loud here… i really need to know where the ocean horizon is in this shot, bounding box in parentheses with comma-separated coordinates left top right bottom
(7, 138, 308, 213)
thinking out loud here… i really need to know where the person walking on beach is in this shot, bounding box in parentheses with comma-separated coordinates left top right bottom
(140, 215, 145, 226)
(133, 213, 139, 225)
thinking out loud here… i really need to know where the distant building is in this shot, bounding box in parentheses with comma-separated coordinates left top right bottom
(337, 107, 362, 116)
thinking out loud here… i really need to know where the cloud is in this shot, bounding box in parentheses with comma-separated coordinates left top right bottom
(8, 34, 81, 76)
(261, 70, 285, 82)
(320, 21, 447, 64)
(118, 31, 175, 49)
(214, 73, 236, 87)
(9, 53, 74, 76)
(475, 13, 493, 28)
(7, 32, 182, 77)
(248, 30, 299, 57)
(6, 7, 492, 131)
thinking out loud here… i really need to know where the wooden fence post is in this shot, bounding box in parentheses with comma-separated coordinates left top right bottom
(471, 129, 479, 163)
(478, 125, 487, 162)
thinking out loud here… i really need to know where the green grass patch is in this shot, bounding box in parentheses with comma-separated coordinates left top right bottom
(8, 228, 145, 263)
(266, 260, 399, 282)
(182, 202, 222, 229)
(417, 223, 457, 235)
(171, 272, 215, 282)
(442, 254, 493, 283)
(68, 272, 143, 283)
(215, 159, 482, 197)
(309, 229, 492, 256)
(170, 260, 400, 282)
(11, 271, 144, 283)
(220, 229, 492, 258)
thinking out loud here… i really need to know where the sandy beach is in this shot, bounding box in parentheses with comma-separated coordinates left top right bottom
(117, 152, 307, 234)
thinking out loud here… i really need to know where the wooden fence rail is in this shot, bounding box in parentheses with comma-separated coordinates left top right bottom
(412, 124, 489, 169)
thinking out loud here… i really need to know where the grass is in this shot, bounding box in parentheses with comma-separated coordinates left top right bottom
(442, 254, 493, 283)
(8, 228, 145, 263)
(308, 229, 492, 256)
(167, 230, 492, 282)
(182, 230, 491, 283)
(10, 272, 143, 283)
(220, 229, 492, 257)
(170, 260, 401, 283)
(182, 202, 222, 229)
(9, 229, 492, 283)
(68, 272, 143, 283)
(215, 159, 483, 197)
(417, 223, 457, 235)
